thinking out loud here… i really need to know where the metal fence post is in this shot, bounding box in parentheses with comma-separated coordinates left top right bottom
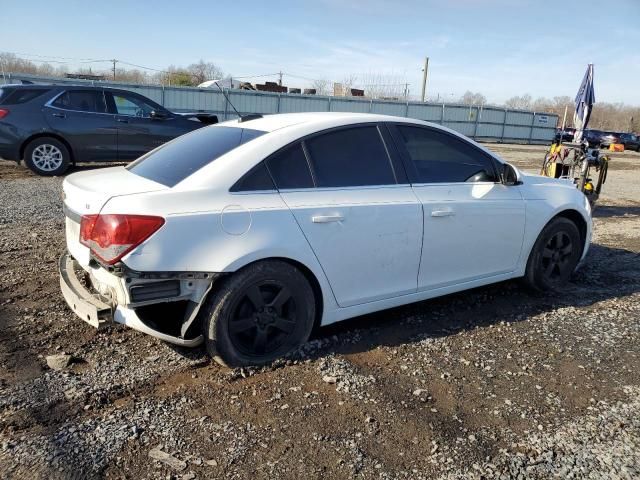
(369, 98, 373, 113)
(501, 108, 507, 143)
(161, 85, 165, 107)
(327, 96, 332, 112)
(405, 101, 409, 117)
(223, 88, 229, 120)
(473, 106, 480, 140)
(528, 112, 536, 145)
(277, 93, 281, 113)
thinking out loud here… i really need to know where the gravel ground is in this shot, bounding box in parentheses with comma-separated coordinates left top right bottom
(0, 145, 639, 479)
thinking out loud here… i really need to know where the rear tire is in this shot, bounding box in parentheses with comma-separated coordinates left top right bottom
(202, 260, 316, 367)
(24, 137, 71, 176)
(524, 217, 582, 291)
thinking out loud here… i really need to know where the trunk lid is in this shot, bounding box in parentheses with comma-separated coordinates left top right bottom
(63, 167, 167, 266)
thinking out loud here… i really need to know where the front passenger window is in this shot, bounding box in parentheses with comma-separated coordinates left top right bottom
(112, 93, 155, 118)
(395, 126, 498, 183)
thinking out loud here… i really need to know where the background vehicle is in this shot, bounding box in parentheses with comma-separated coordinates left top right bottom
(554, 127, 575, 142)
(0, 85, 217, 176)
(620, 133, 640, 151)
(582, 129, 606, 148)
(59, 113, 592, 367)
(599, 131, 622, 149)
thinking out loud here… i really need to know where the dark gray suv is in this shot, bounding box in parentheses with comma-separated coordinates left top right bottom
(0, 85, 217, 175)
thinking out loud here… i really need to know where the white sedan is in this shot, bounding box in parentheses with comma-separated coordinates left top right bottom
(59, 112, 592, 366)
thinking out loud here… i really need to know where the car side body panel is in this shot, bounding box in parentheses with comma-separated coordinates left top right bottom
(61, 113, 593, 335)
(102, 188, 341, 318)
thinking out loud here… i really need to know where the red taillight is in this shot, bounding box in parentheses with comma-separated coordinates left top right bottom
(80, 214, 164, 265)
(0, 108, 9, 119)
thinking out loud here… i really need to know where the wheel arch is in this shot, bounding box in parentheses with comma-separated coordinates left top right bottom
(213, 256, 326, 330)
(20, 133, 75, 163)
(554, 209, 588, 253)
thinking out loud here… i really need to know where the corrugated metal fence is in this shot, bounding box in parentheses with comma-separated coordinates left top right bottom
(2, 72, 558, 144)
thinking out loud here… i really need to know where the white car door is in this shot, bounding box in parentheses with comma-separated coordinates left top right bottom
(267, 125, 423, 308)
(388, 124, 525, 291)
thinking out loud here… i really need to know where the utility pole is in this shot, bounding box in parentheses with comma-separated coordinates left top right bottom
(111, 59, 117, 81)
(278, 71, 283, 86)
(420, 57, 429, 102)
(403, 83, 409, 99)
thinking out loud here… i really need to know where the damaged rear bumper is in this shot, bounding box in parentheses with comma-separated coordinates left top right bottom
(59, 252, 211, 347)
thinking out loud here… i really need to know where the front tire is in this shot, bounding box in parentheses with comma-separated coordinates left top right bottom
(524, 217, 582, 291)
(202, 260, 316, 367)
(24, 137, 71, 176)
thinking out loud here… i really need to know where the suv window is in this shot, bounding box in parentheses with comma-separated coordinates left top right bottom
(266, 143, 314, 189)
(52, 90, 107, 113)
(395, 126, 498, 183)
(128, 126, 266, 187)
(0, 88, 50, 105)
(111, 92, 157, 118)
(305, 126, 395, 188)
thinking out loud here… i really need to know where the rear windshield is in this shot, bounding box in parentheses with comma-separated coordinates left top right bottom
(127, 126, 266, 187)
(0, 88, 50, 105)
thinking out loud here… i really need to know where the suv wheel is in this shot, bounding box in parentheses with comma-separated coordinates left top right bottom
(24, 137, 71, 176)
(202, 260, 316, 367)
(524, 217, 582, 291)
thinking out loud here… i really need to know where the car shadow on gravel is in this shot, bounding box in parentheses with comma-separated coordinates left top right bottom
(593, 204, 640, 218)
(299, 243, 640, 360)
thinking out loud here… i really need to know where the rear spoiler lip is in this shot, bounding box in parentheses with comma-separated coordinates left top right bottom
(175, 112, 219, 124)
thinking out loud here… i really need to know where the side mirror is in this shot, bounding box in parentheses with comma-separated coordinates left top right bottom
(150, 110, 168, 120)
(502, 163, 520, 186)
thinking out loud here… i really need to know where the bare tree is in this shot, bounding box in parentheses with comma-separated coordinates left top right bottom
(505, 94, 533, 110)
(311, 78, 330, 96)
(187, 60, 224, 85)
(459, 91, 487, 105)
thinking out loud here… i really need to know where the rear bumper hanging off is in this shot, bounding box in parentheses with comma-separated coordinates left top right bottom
(58, 252, 205, 347)
(59, 253, 112, 329)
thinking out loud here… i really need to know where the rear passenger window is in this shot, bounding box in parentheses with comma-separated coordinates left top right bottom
(230, 162, 275, 192)
(304, 126, 395, 188)
(267, 143, 314, 189)
(52, 90, 107, 113)
(395, 126, 497, 183)
(1, 88, 49, 105)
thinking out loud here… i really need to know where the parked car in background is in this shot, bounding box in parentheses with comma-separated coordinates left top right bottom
(0, 85, 218, 176)
(620, 133, 640, 151)
(59, 112, 592, 367)
(582, 129, 606, 148)
(599, 131, 622, 149)
(554, 127, 575, 142)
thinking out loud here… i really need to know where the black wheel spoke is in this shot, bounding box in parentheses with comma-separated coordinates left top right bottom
(229, 317, 256, 334)
(246, 285, 265, 310)
(253, 328, 268, 353)
(544, 260, 556, 277)
(272, 316, 296, 334)
(542, 246, 554, 259)
(560, 243, 572, 256)
(269, 286, 291, 312)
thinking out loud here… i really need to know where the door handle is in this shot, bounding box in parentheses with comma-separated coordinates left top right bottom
(312, 214, 344, 223)
(431, 209, 455, 217)
(52, 113, 65, 118)
(116, 118, 129, 123)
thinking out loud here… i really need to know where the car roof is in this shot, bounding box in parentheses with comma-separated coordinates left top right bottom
(222, 112, 427, 133)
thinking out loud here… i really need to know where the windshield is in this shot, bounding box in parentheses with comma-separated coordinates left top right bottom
(127, 126, 266, 187)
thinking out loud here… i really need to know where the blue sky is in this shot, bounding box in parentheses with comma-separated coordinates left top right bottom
(1, 0, 638, 104)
